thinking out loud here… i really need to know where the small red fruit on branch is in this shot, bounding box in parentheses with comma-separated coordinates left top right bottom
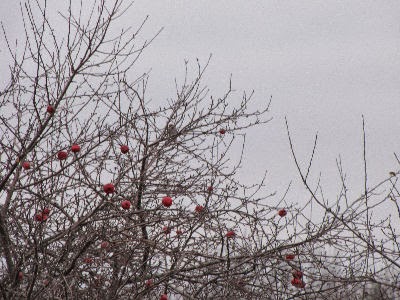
(42, 208, 50, 215)
(71, 144, 81, 153)
(163, 226, 171, 234)
(176, 229, 183, 235)
(42, 279, 50, 286)
(160, 294, 168, 300)
(57, 151, 68, 160)
(121, 200, 131, 210)
(162, 196, 173, 207)
(195, 205, 204, 213)
(46, 105, 55, 114)
(292, 270, 303, 279)
(145, 279, 153, 287)
(207, 186, 213, 192)
(219, 128, 226, 134)
(17, 271, 24, 281)
(285, 254, 295, 260)
(291, 277, 306, 288)
(35, 213, 48, 222)
(120, 145, 129, 154)
(100, 241, 109, 249)
(278, 209, 287, 217)
(226, 230, 235, 238)
(22, 161, 31, 170)
(103, 183, 115, 194)
(84, 257, 93, 264)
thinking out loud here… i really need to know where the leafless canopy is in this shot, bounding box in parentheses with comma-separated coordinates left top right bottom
(0, 1, 399, 299)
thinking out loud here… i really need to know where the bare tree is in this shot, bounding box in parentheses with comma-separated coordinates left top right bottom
(284, 117, 400, 300)
(1, 1, 400, 299)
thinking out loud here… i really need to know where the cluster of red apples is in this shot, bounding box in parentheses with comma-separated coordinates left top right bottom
(22, 103, 131, 170)
(34, 208, 50, 222)
(24, 133, 131, 223)
(291, 269, 306, 288)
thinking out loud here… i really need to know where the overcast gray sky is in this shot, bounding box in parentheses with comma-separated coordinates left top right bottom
(1, 0, 400, 206)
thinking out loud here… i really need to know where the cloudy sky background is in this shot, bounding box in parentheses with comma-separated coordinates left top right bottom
(1, 1, 399, 209)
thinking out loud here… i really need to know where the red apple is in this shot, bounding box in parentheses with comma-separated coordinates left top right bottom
(84, 257, 93, 264)
(163, 226, 171, 234)
(292, 270, 303, 279)
(22, 161, 31, 170)
(160, 294, 168, 300)
(207, 186, 213, 192)
(291, 278, 301, 286)
(57, 151, 68, 160)
(42, 208, 50, 215)
(103, 183, 115, 194)
(17, 271, 24, 281)
(121, 200, 131, 210)
(145, 279, 153, 287)
(176, 229, 183, 235)
(278, 209, 287, 217)
(162, 196, 173, 207)
(226, 230, 235, 238)
(120, 145, 129, 154)
(291, 278, 306, 288)
(42, 214, 48, 222)
(35, 213, 43, 222)
(100, 241, 109, 249)
(71, 144, 81, 153)
(219, 128, 226, 134)
(285, 254, 295, 260)
(47, 105, 55, 114)
(195, 205, 204, 213)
